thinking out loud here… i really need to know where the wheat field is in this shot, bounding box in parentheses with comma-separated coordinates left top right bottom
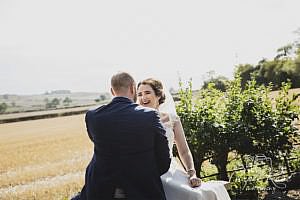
(0, 114, 93, 200)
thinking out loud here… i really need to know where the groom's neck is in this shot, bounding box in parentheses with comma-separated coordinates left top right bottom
(114, 93, 134, 102)
(111, 87, 135, 102)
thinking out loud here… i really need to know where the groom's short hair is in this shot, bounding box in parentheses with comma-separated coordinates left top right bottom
(111, 72, 135, 93)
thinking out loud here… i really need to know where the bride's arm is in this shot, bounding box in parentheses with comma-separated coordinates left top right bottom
(173, 117, 201, 187)
(173, 118, 194, 171)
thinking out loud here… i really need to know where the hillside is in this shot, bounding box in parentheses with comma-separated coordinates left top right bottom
(0, 91, 111, 114)
(269, 87, 300, 101)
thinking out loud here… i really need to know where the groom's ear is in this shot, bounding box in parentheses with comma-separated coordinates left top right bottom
(130, 83, 135, 94)
(110, 88, 115, 96)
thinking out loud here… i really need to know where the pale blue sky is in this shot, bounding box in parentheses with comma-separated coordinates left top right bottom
(1, 0, 299, 94)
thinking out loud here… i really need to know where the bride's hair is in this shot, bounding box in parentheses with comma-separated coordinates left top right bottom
(137, 78, 166, 105)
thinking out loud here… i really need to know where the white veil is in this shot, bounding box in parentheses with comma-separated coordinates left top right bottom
(158, 87, 178, 116)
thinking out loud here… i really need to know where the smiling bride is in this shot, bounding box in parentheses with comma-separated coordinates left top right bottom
(137, 78, 231, 200)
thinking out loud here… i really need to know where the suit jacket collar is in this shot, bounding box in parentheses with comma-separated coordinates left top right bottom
(112, 96, 133, 104)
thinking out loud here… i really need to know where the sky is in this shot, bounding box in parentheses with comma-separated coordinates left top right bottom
(1, 0, 300, 95)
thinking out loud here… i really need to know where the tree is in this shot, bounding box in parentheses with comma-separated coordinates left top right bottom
(177, 81, 225, 177)
(99, 94, 107, 101)
(63, 97, 72, 106)
(202, 76, 229, 92)
(95, 93, 111, 103)
(273, 82, 300, 156)
(234, 64, 255, 89)
(275, 44, 293, 60)
(176, 76, 299, 181)
(45, 98, 60, 109)
(292, 47, 300, 88)
(51, 98, 60, 107)
(238, 80, 276, 157)
(213, 76, 244, 181)
(0, 102, 8, 113)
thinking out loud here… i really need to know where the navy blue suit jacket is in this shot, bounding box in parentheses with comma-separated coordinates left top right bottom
(80, 97, 171, 200)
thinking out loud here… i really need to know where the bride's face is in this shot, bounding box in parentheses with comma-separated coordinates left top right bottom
(137, 84, 160, 109)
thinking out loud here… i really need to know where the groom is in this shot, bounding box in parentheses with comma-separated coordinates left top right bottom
(78, 72, 171, 200)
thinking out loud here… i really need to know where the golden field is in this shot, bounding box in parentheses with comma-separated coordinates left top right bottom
(0, 115, 93, 200)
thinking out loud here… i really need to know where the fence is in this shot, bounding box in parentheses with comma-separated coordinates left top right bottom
(201, 145, 300, 180)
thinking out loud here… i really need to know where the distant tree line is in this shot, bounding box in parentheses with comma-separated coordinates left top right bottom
(44, 97, 72, 109)
(203, 42, 300, 91)
(235, 42, 300, 90)
(235, 44, 300, 90)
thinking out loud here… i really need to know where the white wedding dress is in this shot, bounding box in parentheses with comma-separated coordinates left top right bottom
(160, 113, 231, 200)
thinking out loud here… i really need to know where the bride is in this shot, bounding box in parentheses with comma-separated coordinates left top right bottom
(137, 78, 231, 200)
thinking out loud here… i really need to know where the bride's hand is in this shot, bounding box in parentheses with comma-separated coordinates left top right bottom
(189, 174, 202, 187)
(187, 169, 201, 187)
